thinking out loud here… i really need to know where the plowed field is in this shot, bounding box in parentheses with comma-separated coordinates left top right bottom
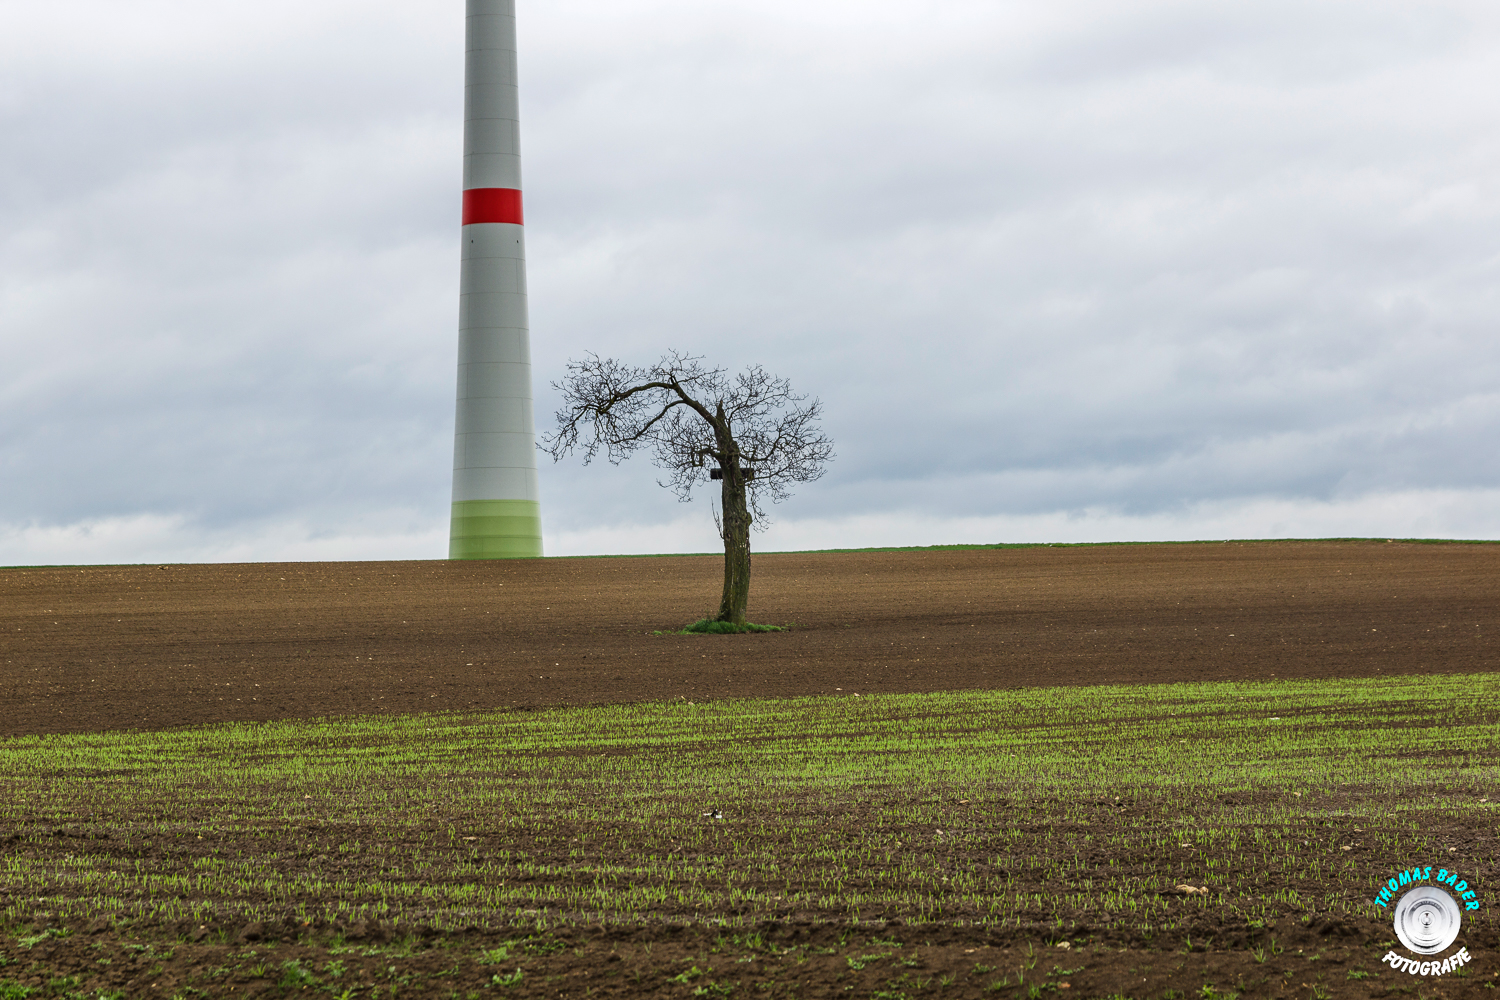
(2, 540, 1498, 999)
(4, 541, 1497, 738)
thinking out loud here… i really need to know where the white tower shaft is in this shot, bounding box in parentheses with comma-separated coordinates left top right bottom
(449, 0, 542, 558)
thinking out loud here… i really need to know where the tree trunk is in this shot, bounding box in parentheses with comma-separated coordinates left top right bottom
(717, 463, 752, 624)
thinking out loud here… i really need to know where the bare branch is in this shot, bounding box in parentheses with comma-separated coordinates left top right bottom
(544, 350, 833, 623)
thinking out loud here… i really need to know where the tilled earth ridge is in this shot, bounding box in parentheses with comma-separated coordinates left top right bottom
(3, 540, 1498, 737)
(1, 916, 1496, 998)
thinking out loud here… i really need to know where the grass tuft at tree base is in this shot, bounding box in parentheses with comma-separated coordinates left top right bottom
(680, 618, 785, 634)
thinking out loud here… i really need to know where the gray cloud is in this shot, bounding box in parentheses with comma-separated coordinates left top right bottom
(3, 0, 1498, 560)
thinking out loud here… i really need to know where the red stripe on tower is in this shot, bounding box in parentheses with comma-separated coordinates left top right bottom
(462, 188, 524, 226)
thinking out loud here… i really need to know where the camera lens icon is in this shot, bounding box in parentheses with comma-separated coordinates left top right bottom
(1393, 886, 1462, 956)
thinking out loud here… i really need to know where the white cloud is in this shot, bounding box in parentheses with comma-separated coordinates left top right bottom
(7, 487, 1494, 567)
(756, 488, 1500, 552)
(547, 487, 1500, 558)
(0, 511, 446, 567)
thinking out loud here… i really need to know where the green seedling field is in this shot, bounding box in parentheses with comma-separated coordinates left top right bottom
(2, 674, 1495, 937)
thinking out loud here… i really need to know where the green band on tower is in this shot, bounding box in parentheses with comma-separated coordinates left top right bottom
(449, 500, 543, 559)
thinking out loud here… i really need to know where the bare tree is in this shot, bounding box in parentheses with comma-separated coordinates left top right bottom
(543, 351, 833, 626)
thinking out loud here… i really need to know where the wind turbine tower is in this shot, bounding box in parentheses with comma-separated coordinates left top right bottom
(449, 0, 543, 558)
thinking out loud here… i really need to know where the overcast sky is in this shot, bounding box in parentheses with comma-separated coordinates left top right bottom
(3, 0, 1499, 564)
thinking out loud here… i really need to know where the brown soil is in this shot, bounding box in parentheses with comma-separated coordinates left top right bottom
(3, 540, 1498, 738)
(5, 917, 1495, 999)
(3, 540, 1498, 998)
